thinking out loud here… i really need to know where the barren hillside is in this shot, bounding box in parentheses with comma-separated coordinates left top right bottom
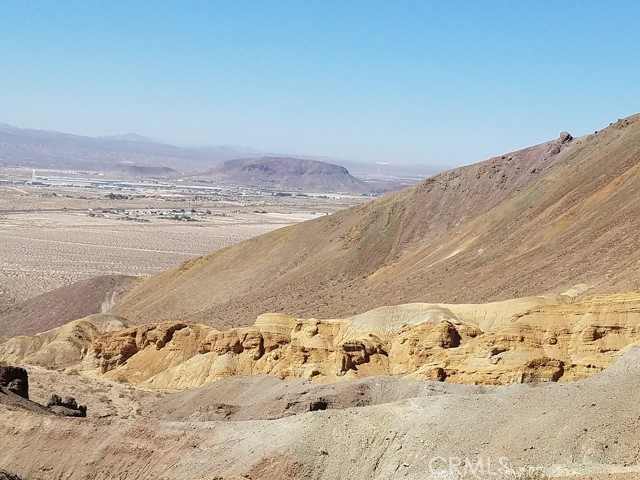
(2, 292, 640, 478)
(3, 110, 640, 478)
(0, 275, 139, 341)
(115, 115, 640, 328)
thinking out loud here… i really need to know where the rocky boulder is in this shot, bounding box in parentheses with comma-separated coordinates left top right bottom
(0, 364, 29, 399)
(559, 131, 573, 143)
(0, 470, 25, 480)
(46, 394, 87, 417)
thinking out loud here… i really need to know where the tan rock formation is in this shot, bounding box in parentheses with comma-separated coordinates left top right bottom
(90, 321, 213, 384)
(92, 293, 640, 388)
(4, 292, 640, 389)
(0, 314, 128, 369)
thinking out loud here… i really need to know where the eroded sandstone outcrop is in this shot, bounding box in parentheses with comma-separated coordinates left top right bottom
(86, 293, 640, 389)
(3, 293, 640, 390)
(0, 314, 128, 369)
(89, 321, 213, 384)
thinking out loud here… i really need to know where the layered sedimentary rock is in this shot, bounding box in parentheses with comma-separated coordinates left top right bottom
(86, 293, 640, 388)
(4, 293, 640, 389)
(90, 321, 212, 383)
(0, 314, 128, 369)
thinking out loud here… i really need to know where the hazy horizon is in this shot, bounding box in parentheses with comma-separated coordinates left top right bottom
(2, 1, 639, 166)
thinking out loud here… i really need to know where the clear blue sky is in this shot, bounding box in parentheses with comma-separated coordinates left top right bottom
(1, 1, 638, 165)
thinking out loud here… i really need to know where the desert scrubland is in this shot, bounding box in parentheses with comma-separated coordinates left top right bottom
(0, 178, 365, 310)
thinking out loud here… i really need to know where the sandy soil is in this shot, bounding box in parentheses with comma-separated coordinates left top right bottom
(0, 210, 301, 304)
(25, 365, 167, 420)
(0, 184, 364, 310)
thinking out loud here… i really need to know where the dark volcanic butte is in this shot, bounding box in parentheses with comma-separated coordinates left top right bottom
(193, 156, 372, 193)
(112, 115, 640, 329)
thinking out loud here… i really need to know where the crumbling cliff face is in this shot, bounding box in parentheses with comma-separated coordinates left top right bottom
(69, 293, 640, 389)
(3, 293, 640, 390)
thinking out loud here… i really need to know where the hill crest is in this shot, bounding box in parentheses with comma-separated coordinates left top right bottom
(114, 114, 640, 328)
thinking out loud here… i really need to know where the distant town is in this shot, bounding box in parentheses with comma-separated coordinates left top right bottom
(0, 168, 373, 201)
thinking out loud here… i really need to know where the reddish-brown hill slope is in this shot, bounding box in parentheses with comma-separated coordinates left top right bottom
(115, 115, 640, 328)
(0, 275, 139, 341)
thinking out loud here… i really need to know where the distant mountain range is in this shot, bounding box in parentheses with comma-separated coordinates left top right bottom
(0, 122, 445, 191)
(0, 123, 260, 175)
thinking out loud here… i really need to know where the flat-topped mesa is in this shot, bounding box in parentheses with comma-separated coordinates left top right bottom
(192, 156, 372, 193)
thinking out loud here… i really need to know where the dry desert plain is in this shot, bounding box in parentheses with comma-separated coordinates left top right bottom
(0, 173, 367, 311)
